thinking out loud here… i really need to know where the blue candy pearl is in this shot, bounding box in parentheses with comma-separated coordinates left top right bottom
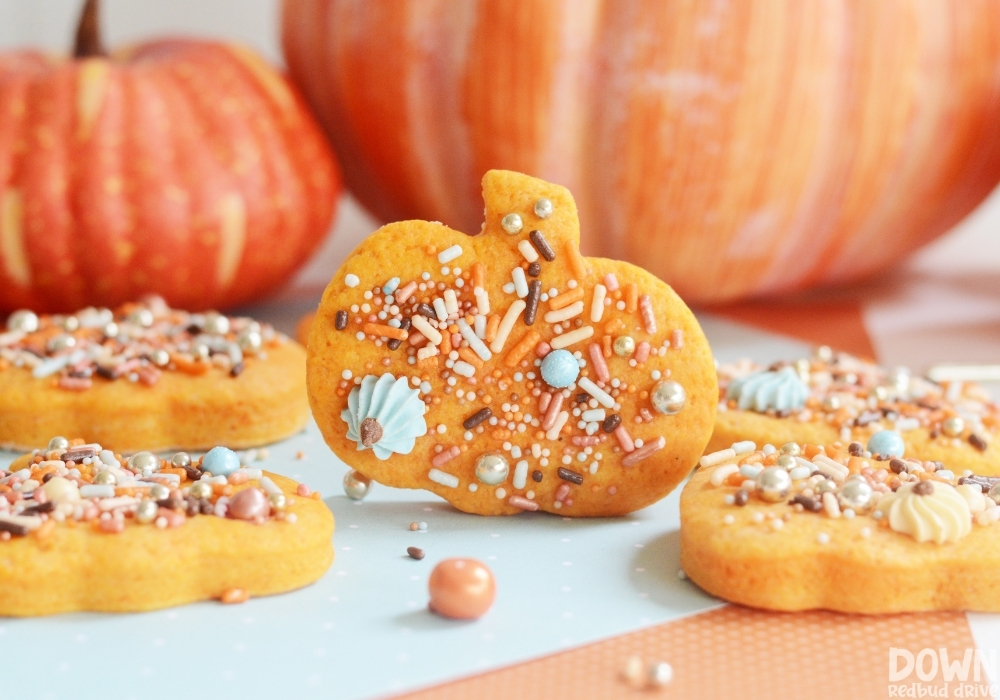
(202, 446, 241, 476)
(540, 349, 580, 389)
(867, 430, 905, 459)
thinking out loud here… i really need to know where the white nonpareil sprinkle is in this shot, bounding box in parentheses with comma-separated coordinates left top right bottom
(817, 533, 830, 544)
(428, 469, 459, 488)
(437, 244, 463, 264)
(345, 274, 360, 288)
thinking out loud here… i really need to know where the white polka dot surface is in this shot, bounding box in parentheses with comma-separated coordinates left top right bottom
(0, 315, 813, 700)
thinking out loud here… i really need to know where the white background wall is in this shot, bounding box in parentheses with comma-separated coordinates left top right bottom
(0, 0, 996, 298)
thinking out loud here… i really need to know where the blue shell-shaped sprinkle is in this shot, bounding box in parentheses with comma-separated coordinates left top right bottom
(726, 366, 809, 412)
(341, 374, 428, 460)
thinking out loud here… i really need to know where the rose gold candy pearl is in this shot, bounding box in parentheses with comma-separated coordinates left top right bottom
(227, 487, 269, 521)
(428, 558, 496, 620)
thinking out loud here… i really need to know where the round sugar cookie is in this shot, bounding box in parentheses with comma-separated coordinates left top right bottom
(0, 300, 309, 453)
(709, 351, 999, 475)
(308, 170, 716, 516)
(682, 439, 1000, 612)
(0, 440, 333, 616)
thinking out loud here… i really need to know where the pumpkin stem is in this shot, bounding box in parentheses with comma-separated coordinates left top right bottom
(73, 0, 106, 59)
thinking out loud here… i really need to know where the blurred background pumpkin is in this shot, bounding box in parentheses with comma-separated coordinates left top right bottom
(0, 0, 341, 314)
(282, 0, 1000, 304)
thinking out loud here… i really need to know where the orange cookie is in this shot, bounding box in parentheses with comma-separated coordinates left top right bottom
(681, 437, 1000, 613)
(0, 438, 333, 616)
(0, 298, 308, 453)
(308, 170, 716, 516)
(710, 349, 999, 474)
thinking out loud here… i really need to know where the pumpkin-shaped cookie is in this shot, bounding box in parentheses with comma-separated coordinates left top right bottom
(308, 170, 716, 516)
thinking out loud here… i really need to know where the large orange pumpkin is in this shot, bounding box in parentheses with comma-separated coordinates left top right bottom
(282, 0, 1000, 303)
(0, 0, 341, 313)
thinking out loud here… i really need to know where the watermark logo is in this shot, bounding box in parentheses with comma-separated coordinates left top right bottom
(889, 648, 997, 697)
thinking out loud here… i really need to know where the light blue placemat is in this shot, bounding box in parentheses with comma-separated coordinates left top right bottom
(1, 315, 809, 700)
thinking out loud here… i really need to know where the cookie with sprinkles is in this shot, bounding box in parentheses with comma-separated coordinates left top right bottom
(0, 297, 308, 452)
(681, 435, 1000, 612)
(710, 349, 999, 475)
(307, 170, 717, 516)
(0, 439, 333, 616)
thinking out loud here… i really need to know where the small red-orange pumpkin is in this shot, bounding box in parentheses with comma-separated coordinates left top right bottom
(282, 0, 1000, 303)
(0, 0, 341, 313)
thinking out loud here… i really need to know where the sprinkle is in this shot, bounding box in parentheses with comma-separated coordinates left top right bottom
(732, 440, 756, 455)
(700, 448, 736, 468)
(634, 341, 650, 363)
(486, 315, 500, 343)
(474, 287, 490, 315)
(672, 329, 684, 349)
(395, 281, 417, 303)
(458, 347, 484, 368)
(558, 467, 584, 485)
(602, 413, 622, 433)
(549, 286, 584, 310)
(431, 446, 461, 468)
(524, 281, 541, 325)
(407, 546, 425, 560)
(614, 425, 635, 453)
(444, 289, 459, 315)
(817, 533, 830, 545)
(457, 319, 493, 361)
(542, 392, 565, 430)
(544, 301, 584, 324)
(345, 274, 360, 288)
(517, 239, 539, 263)
(383, 277, 400, 295)
(578, 376, 614, 407)
(453, 361, 476, 377)
(528, 230, 555, 261)
(638, 295, 656, 334)
(508, 495, 539, 511)
(624, 284, 638, 313)
(363, 323, 408, 341)
(432, 298, 448, 321)
(581, 408, 606, 422)
(971, 434, 989, 452)
(463, 408, 492, 430)
(813, 455, 849, 482)
(550, 326, 594, 349)
(416, 346, 439, 361)
(415, 303, 436, 319)
(564, 241, 587, 279)
(512, 267, 529, 298)
(590, 284, 607, 322)
(490, 301, 527, 353)
(622, 436, 666, 466)
(555, 483, 571, 502)
(603, 273, 619, 292)
(588, 343, 610, 383)
(387, 317, 411, 350)
(474, 314, 487, 339)
(710, 464, 739, 486)
(438, 245, 463, 263)
(545, 411, 570, 440)
(80, 484, 115, 498)
(527, 262, 541, 277)
(428, 468, 459, 488)
(513, 460, 529, 489)
(472, 262, 486, 289)
(410, 315, 443, 345)
(335, 310, 348, 330)
(505, 330, 540, 368)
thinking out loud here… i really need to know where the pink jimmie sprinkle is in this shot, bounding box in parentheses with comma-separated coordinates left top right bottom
(508, 495, 539, 511)
(538, 391, 552, 414)
(614, 424, 635, 453)
(394, 281, 417, 304)
(603, 273, 620, 292)
(555, 483, 571, 502)
(672, 329, 684, 349)
(639, 295, 656, 334)
(635, 341, 650, 363)
(622, 436, 666, 467)
(541, 392, 564, 431)
(588, 343, 610, 383)
(432, 446, 460, 468)
(571, 436, 600, 447)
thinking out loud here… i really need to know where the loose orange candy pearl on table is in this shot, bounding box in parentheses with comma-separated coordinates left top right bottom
(428, 558, 496, 620)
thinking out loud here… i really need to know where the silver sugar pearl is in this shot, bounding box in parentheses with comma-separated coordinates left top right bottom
(128, 308, 154, 327)
(533, 198, 553, 219)
(815, 479, 838, 495)
(651, 380, 686, 415)
(647, 661, 674, 689)
(238, 329, 262, 353)
(47, 436, 70, 451)
(269, 492, 287, 510)
(202, 311, 230, 335)
(776, 454, 798, 470)
(942, 416, 965, 438)
(7, 309, 39, 333)
(780, 442, 801, 456)
(343, 470, 373, 500)
(815, 345, 834, 362)
(192, 341, 210, 360)
(135, 500, 158, 524)
(613, 336, 636, 357)
(188, 481, 212, 500)
(61, 315, 80, 332)
(500, 213, 523, 235)
(47, 334, 76, 352)
(150, 349, 170, 367)
(149, 483, 170, 501)
(475, 453, 510, 485)
(821, 396, 841, 412)
(873, 386, 889, 401)
(171, 452, 192, 468)
(837, 479, 874, 513)
(128, 451, 159, 473)
(755, 466, 791, 503)
(93, 470, 117, 486)
(102, 321, 119, 338)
